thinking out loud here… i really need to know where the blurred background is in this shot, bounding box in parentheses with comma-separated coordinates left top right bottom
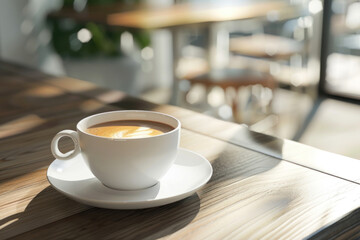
(1, 0, 360, 159)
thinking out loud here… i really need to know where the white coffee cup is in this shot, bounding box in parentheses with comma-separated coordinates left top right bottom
(51, 110, 180, 190)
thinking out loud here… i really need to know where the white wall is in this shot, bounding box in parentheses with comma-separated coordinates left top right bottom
(0, 0, 36, 66)
(0, 0, 62, 71)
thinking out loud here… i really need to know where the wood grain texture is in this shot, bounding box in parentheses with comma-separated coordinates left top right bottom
(1, 61, 360, 239)
(7, 129, 360, 239)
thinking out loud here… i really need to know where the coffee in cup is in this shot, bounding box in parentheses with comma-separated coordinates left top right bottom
(86, 120, 174, 139)
(51, 110, 180, 190)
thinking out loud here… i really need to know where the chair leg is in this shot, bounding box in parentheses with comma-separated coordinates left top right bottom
(232, 89, 242, 123)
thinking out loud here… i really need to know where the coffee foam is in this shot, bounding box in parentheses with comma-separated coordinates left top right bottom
(112, 127, 161, 138)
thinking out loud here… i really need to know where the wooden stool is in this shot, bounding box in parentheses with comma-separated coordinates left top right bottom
(185, 68, 276, 123)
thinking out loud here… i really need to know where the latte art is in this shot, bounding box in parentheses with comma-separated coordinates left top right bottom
(86, 120, 174, 138)
(111, 126, 164, 138)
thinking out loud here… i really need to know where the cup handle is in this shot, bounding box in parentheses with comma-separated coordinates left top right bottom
(51, 130, 81, 160)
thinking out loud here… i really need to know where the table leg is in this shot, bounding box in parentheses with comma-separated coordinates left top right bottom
(169, 28, 183, 105)
(208, 22, 230, 71)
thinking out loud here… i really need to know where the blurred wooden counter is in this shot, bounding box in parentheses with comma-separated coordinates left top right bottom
(48, 1, 301, 29)
(1, 61, 360, 239)
(106, 1, 301, 29)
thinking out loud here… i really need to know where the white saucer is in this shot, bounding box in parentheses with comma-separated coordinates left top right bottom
(47, 148, 213, 209)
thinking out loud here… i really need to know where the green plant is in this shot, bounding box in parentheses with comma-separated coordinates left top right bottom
(48, 0, 150, 58)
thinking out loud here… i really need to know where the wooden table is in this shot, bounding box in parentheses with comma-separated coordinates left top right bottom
(106, 1, 300, 30)
(1, 61, 360, 239)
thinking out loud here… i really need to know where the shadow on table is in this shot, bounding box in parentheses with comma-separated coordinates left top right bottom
(0, 186, 200, 239)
